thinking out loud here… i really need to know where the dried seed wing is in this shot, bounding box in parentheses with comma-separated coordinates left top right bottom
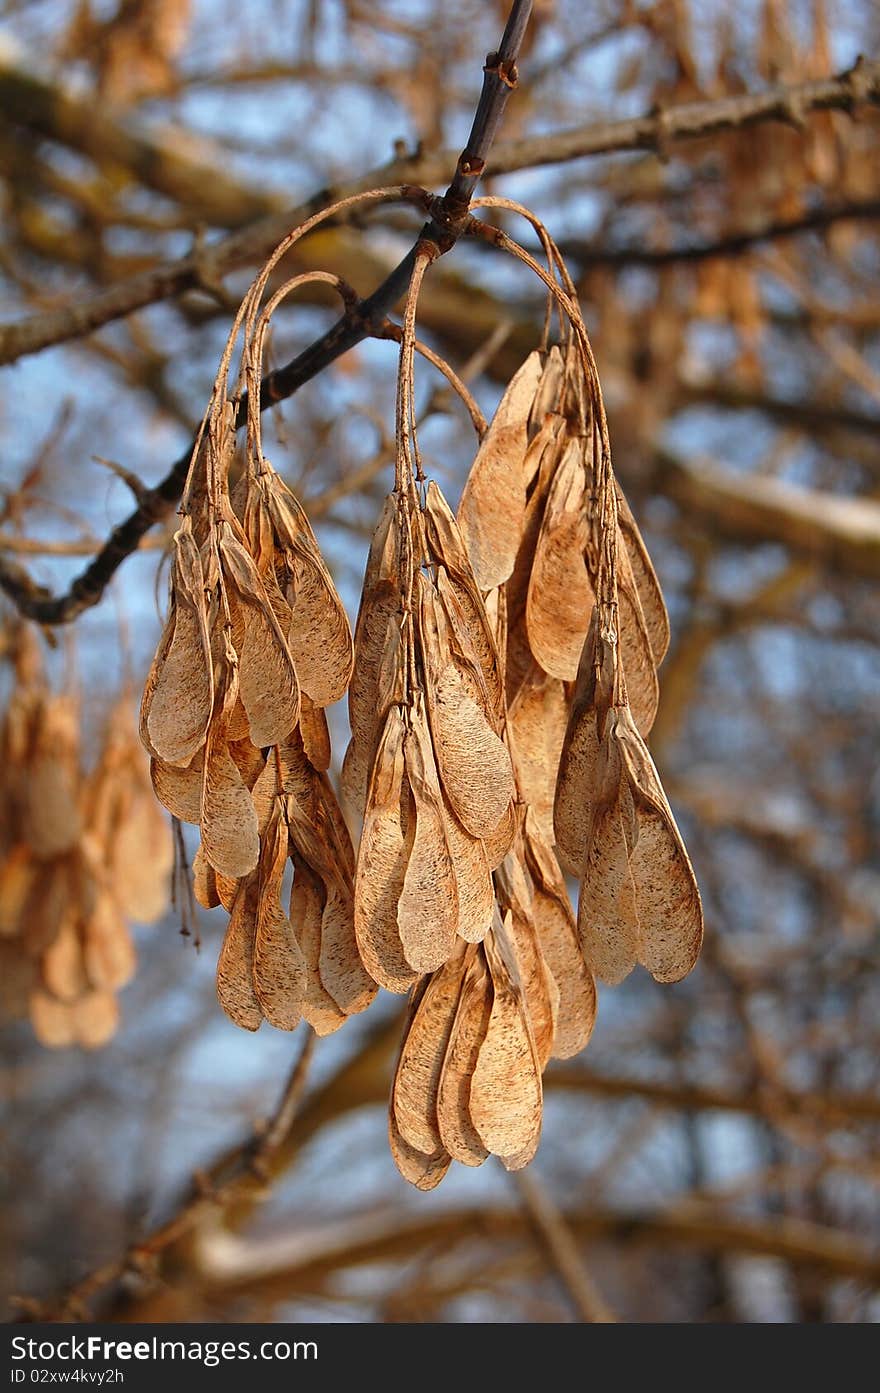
(193, 842, 221, 909)
(613, 710, 703, 982)
(618, 553, 660, 736)
(388, 1114, 451, 1191)
(216, 871, 262, 1031)
(436, 950, 492, 1165)
(0, 845, 35, 938)
(506, 908, 559, 1070)
(457, 351, 544, 588)
(111, 793, 173, 924)
(139, 608, 174, 755)
(480, 797, 517, 871)
(253, 811, 306, 1031)
(221, 531, 300, 747)
(508, 674, 568, 845)
(526, 440, 594, 680)
(553, 701, 600, 878)
(441, 797, 494, 944)
(353, 708, 418, 993)
(627, 805, 703, 982)
(200, 674, 260, 879)
(524, 812, 596, 1059)
(147, 530, 213, 765)
(426, 664, 514, 839)
(577, 791, 640, 985)
(83, 893, 136, 991)
(29, 989, 75, 1048)
(23, 708, 82, 861)
(151, 752, 203, 824)
(41, 914, 86, 1002)
(616, 486, 670, 663)
(435, 566, 504, 732)
(398, 712, 459, 974)
(71, 989, 119, 1049)
(392, 942, 470, 1154)
(285, 550, 354, 707)
(470, 923, 542, 1164)
(289, 859, 346, 1036)
(527, 345, 565, 439)
(299, 694, 331, 772)
(228, 738, 269, 792)
(319, 879, 377, 1015)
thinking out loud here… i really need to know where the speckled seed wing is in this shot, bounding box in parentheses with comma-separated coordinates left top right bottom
(508, 674, 568, 845)
(391, 942, 470, 1155)
(470, 921, 543, 1169)
(388, 1114, 451, 1191)
(576, 763, 641, 985)
(425, 662, 514, 839)
(524, 811, 596, 1060)
(614, 708, 703, 982)
(221, 531, 300, 748)
(252, 808, 306, 1031)
(318, 879, 377, 1016)
(616, 486, 670, 664)
(525, 439, 594, 680)
(398, 706, 459, 973)
(436, 950, 492, 1165)
(151, 752, 202, 823)
(216, 870, 262, 1031)
(353, 707, 418, 994)
(200, 672, 260, 880)
(146, 527, 213, 766)
(618, 546, 660, 736)
(289, 859, 346, 1036)
(457, 351, 544, 589)
(440, 794, 494, 944)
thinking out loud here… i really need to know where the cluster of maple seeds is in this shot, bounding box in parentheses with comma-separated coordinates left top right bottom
(139, 193, 703, 1187)
(0, 626, 171, 1048)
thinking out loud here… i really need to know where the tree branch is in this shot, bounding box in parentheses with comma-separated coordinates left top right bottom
(558, 197, 880, 269)
(0, 0, 534, 625)
(2, 56, 877, 368)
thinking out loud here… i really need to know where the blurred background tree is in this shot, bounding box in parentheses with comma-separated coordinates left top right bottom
(1, 0, 879, 1323)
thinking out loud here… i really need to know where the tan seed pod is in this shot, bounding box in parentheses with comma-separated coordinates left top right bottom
(318, 879, 376, 1016)
(289, 860, 347, 1036)
(440, 795, 494, 944)
(0, 845, 35, 938)
(353, 707, 418, 994)
(200, 669, 260, 879)
(425, 663, 514, 840)
(71, 989, 119, 1050)
(525, 439, 594, 681)
(252, 808, 306, 1031)
(220, 528, 300, 748)
(151, 752, 202, 823)
(507, 673, 568, 845)
(523, 812, 596, 1060)
(82, 890, 136, 991)
(469, 919, 543, 1169)
(398, 705, 459, 974)
(41, 912, 87, 1002)
(388, 1114, 451, 1191)
(298, 694, 331, 772)
(144, 525, 213, 765)
(436, 949, 492, 1165)
(30, 988, 76, 1048)
(616, 486, 670, 664)
(457, 351, 545, 589)
(391, 941, 470, 1155)
(216, 871, 263, 1031)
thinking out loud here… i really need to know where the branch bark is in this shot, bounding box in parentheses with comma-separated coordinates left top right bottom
(2, 57, 877, 368)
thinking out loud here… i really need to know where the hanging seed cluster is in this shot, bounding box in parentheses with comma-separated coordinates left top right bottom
(138, 191, 704, 1186)
(0, 627, 172, 1047)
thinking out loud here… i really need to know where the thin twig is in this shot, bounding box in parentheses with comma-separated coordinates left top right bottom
(0, 0, 534, 626)
(12, 1031, 315, 1323)
(513, 1168, 618, 1323)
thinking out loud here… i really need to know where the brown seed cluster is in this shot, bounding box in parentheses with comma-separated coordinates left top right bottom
(137, 200, 704, 1187)
(0, 627, 172, 1047)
